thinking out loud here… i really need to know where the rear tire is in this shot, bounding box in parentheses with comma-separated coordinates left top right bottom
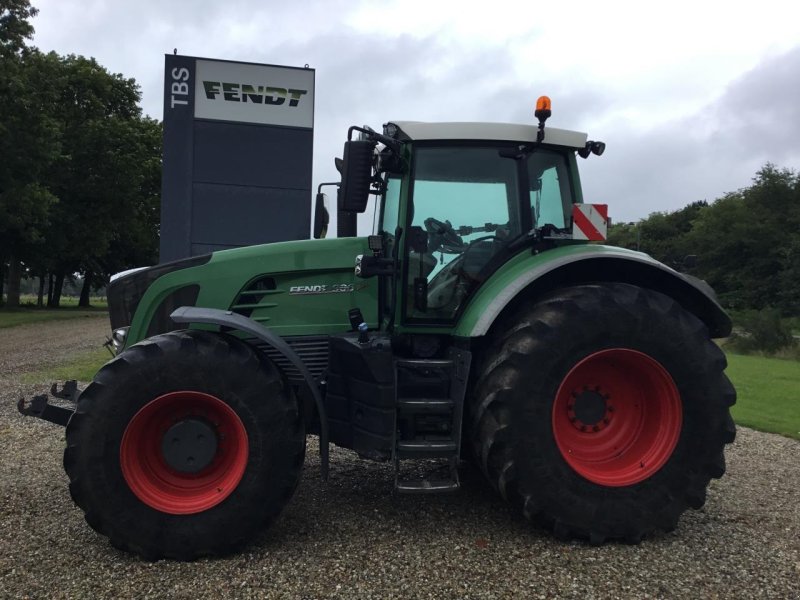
(64, 330, 305, 560)
(468, 283, 736, 542)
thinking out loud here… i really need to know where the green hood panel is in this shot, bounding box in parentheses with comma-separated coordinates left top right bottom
(127, 237, 378, 343)
(208, 237, 368, 273)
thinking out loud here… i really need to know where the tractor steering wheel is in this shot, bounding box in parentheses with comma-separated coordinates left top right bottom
(424, 217, 465, 254)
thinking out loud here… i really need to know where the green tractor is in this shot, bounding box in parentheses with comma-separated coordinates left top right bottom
(26, 99, 736, 559)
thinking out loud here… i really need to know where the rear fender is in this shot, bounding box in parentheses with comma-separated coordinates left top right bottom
(455, 245, 732, 339)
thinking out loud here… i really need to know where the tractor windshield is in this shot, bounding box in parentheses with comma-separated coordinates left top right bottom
(405, 144, 574, 321)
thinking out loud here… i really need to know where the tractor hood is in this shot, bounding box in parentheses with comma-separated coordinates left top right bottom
(120, 236, 375, 346)
(207, 236, 367, 275)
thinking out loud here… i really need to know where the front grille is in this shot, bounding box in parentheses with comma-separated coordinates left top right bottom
(108, 271, 153, 331)
(252, 336, 330, 383)
(108, 254, 210, 330)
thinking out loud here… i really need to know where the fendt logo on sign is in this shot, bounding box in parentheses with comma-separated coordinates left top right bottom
(202, 82, 307, 107)
(194, 59, 314, 129)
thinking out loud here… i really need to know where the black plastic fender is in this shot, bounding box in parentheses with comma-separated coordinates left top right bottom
(170, 306, 329, 479)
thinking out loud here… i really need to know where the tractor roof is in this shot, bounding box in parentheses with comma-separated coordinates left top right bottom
(387, 121, 588, 149)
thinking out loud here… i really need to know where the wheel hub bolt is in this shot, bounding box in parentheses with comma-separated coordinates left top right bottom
(161, 418, 218, 474)
(568, 387, 613, 432)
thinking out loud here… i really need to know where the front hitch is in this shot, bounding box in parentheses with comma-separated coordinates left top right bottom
(17, 381, 81, 427)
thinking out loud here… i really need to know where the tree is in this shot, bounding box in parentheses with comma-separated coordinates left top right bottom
(607, 201, 708, 268)
(0, 2, 62, 306)
(606, 166, 800, 317)
(687, 165, 798, 312)
(99, 117, 162, 274)
(684, 191, 755, 308)
(73, 115, 162, 306)
(606, 221, 639, 251)
(42, 54, 155, 307)
(0, 0, 37, 58)
(1, 4, 162, 307)
(0, 182, 57, 304)
(772, 225, 800, 317)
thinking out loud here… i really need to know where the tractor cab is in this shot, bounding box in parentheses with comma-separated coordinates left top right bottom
(343, 101, 606, 326)
(383, 122, 587, 321)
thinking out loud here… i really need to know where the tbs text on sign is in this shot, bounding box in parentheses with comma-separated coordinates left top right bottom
(169, 67, 191, 109)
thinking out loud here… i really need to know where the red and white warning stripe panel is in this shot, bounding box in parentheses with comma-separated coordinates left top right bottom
(572, 204, 608, 241)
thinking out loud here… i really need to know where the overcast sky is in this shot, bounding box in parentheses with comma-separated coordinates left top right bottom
(31, 0, 800, 225)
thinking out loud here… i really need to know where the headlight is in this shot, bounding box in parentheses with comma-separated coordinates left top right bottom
(111, 327, 129, 353)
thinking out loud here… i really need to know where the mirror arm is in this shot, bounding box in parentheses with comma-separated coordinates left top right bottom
(317, 181, 339, 195)
(347, 125, 402, 154)
(313, 183, 336, 239)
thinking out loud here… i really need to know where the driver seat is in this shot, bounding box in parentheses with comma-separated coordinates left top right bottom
(407, 251, 437, 280)
(459, 239, 501, 283)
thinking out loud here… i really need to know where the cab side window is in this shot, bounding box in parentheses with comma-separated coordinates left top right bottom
(528, 153, 572, 229)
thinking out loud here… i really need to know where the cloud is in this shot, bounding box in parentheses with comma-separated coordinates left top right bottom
(29, 2, 800, 228)
(580, 46, 800, 222)
(715, 46, 800, 165)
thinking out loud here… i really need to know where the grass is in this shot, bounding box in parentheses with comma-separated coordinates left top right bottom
(21, 346, 112, 385)
(725, 352, 800, 440)
(0, 294, 108, 329)
(0, 305, 108, 329)
(15, 294, 108, 308)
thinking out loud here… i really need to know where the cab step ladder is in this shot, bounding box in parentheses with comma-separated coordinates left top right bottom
(393, 348, 471, 493)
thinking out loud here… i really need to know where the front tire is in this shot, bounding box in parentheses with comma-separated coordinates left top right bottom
(64, 330, 305, 560)
(468, 283, 736, 543)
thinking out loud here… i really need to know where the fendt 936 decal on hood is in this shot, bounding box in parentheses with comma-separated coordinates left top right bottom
(289, 284, 354, 295)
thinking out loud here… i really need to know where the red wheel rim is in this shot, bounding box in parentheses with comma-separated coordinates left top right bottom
(552, 349, 682, 487)
(120, 391, 249, 514)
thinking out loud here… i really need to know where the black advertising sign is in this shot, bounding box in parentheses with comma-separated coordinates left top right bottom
(160, 55, 315, 262)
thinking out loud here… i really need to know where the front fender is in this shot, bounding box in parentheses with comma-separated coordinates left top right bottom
(455, 245, 732, 338)
(170, 307, 329, 480)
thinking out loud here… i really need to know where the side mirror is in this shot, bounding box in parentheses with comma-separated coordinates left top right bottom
(313, 192, 329, 239)
(338, 140, 375, 213)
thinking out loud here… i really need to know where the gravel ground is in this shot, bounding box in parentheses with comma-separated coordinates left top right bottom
(1, 317, 798, 599)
